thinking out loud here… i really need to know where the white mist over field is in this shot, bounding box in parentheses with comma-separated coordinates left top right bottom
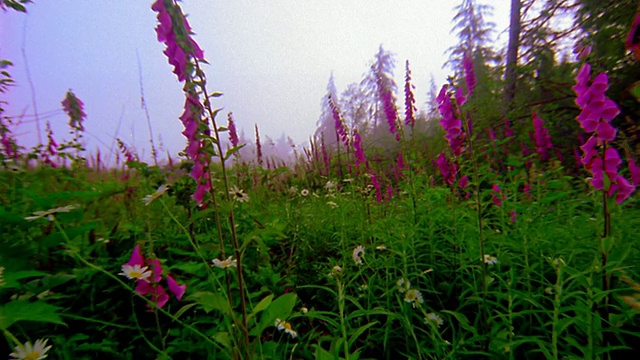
(1, 1, 510, 165)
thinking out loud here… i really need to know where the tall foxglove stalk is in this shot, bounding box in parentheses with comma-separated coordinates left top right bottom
(404, 60, 417, 129)
(152, 1, 250, 356)
(573, 60, 635, 351)
(532, 110, 553, 162)
(377, 72, 401, 141)
(573, 63, 635, 205)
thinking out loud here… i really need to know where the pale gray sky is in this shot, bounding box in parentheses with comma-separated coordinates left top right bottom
(1, 1, 510, 163)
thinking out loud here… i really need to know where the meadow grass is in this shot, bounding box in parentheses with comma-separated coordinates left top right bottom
(1, 1, 640, 359)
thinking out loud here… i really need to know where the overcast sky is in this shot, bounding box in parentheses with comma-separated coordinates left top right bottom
(1, 1, 510, 164)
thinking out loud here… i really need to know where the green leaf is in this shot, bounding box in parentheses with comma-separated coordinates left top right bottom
(251, 292, 297, 336)
(210, 91, 224, 98)
(0, 301, 65, 330)
(247, 293, 274, 325)
(173, 303, 198, 320)
(315, 344, 338, 360)
(223, 144, 246, 161)
(630, 81, 640, 101)
(1, 270, 47, 289)
(347, 321, 379, 349)
(212, 332, 233, 352)
(186, 291, 231, 315)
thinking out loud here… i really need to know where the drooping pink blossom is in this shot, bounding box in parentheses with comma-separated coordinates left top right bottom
(227, 112, 239, 148)
(573, 62, 635, 202)
(352, 130, 366, 168)
(61, 90, 86, 132)
(504, 119, 514, 138)
(437, 85, 466, 156)
(491, 184, 506, 207)
(329, 95, 348, 146)
(152, 0, 205, 82)
(628, 157, 640, 186)
(371, 173, 382, 203)
(436, 152, 458, 185)
(255, 124, 263, 166)
(532, 111, 553, 162)
(123, 245, 186, 309)
(463, 53, 476, 97)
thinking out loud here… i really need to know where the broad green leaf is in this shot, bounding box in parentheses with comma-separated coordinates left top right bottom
(174, 303, 198, 320)
(0, 301, 65, 330)
(1, 270, 47, 289)
(247, 293, 274, 325)
(212, 331, 233, 352)
(251, 292, 297, 336)
(347, 321, 379, 349)
(187, 291, 231, 315)
(315, 344, 338, 360)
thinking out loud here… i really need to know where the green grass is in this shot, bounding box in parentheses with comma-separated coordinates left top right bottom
(1, 155, 639, 359)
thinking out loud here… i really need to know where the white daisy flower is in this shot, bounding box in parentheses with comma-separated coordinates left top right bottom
(10, 338, 52, 360)
(483, 254, 498, 265)
(119, 264, 152, 281)
(142, 184, 170, 205)
(25, 205, 77, 221)
(404, 289, 424, 308)
(352, 245, 365, 265)
(425, 312, 444, 328)
(275, 318, 297, 338)
(397, 278, 411, 293)
(229, 186, 250, 202)
(212, 256, 237, 269)
(329, 265, 342, 277)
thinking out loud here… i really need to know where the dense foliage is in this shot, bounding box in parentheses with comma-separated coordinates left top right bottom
(1, 1, 640, 359)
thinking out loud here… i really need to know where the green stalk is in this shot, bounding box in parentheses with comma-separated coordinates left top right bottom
(194, 61, 250, 359)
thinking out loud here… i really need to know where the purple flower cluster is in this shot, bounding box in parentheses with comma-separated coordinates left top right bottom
(437, 85, 465, 156)
(329, 95, 348, 146)
(573, 63, 635, 203)
(491, 184, 506, 207)
(436, 152, 458, 185)
(0, 120, 18, 160)
(532, 111, 553, 162)
(353, 130, 366, 167)
(61, 90, 86, 132)
(42, 122, 58, 167)
(179, 93, 211, 204)
(376, 74, 400, 141)
(152, 0, 204, 82)
(124, 245, 186, 309)
(463, 54, 476, 97)
(227, 112, 239, 148)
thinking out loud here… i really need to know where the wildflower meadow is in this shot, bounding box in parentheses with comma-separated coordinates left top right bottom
(2, 1, 640, 359)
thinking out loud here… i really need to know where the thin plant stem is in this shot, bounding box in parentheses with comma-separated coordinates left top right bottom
(194, 61, 250, 359)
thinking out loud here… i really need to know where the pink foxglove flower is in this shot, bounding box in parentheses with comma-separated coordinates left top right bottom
(227, 112, 239, 148)
(573, 62, 635, 202)
(353, 130, 366, 167)
(329, 95, 348, 146)
(463, 53, 476, 97)
(120, 245, 186, 308)
(61, 90, 86, 132)
(491, 184, 506, 207)
(532, 111, 553, 162)
(152, 0, 205, 82)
